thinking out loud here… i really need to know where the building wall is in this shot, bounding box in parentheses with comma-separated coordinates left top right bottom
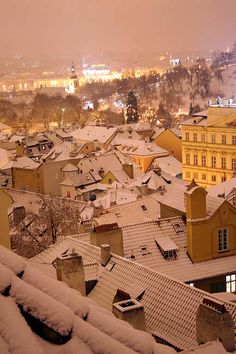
(153, 129, 182, 162)
(182, 107, 236, 187)
(0, 188, 13, 249)
(160, 203, 184, 218)
(186, 189, 236, 263)
(132, 155, 156, 172)
(42, 159, 80, 196)
(60, 183, 77, 199)
(12, 166, 44, 193)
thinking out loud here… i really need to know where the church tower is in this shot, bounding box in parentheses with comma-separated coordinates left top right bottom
(67, 62, 79, 94)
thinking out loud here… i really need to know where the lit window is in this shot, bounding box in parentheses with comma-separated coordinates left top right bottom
(189, 282, 194, 287)
(193, 132, 197, 142)
(211, 134, 216, 144)
(186, 153, 190, 165)
(185, 132, 189, 141)
(211, 156, 216, 168)
(232, 135, 236, 145)
(201, 133, 206, 143)
(211, 175, 216, 182)
(202, 174, 206, 180)
(193, 154, 198, 166)
(222, 135, 226, 144)
(221, 157, 226, 169)
(226, 274, 236, 292)
(201, 155, 206, 167)
(218, 228, 228, 252)
(232, 158, 236, 171)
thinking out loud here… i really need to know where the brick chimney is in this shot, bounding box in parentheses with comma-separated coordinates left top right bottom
(196, 296, 235, 352)
(112, 299, 146, 331)
(53, 249, 86, 296)
(101, 244, 111, 266)
(90, 223, 123, 256)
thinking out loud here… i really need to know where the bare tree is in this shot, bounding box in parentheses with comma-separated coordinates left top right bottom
(10, 194, 82, 258)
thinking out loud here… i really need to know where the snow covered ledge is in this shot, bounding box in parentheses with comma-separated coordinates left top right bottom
(112, 298, 146, 331)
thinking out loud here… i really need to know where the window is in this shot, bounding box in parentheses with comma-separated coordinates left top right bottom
(185, 132, 189, 141)
(218, 228, 228, 252)
(186, 171, 190, 178)
(186, 153, 190, 165)
(189, 282, 195, 287)
(193, 154, 198, 166)
(193, 132, 197, 142)
(211, 134, 216, 144)
(232, 135, 236, 145)
(201, 155, 206, 167)
(222, 135, 226, 144)
(201, 133, 206, 143)
(211, 175, 216, 182)
(221, 157, 226, 169)
(141, 205, 147, 211)
(226, 274, 236, 292)
(221, 176, 226, 182)
(193, 172, 198, 180)
(202, 174, 206, 180)
(67, 191, 71, 198)
(36, 186, 40, 193)
(211, 156, 216, 168)
(232, 158, 236, 171)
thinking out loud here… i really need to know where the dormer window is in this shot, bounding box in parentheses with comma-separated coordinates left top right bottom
(218, 228, 228, 252)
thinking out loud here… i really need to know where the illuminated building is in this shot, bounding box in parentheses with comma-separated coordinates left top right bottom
(182, 99, 236, 187)
(66, 62, 79, 94)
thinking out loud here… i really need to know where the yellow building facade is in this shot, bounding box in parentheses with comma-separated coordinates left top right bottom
(0, 188, 13, 249)
(185, 182, 236, 263)
(153, 129, 182, 162)
(182, 105, 236, 187)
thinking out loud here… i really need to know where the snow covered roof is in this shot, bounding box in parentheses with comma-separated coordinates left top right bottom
(72, 125, 118, 144)
(112, 137, 168, 157)
(0, 245, 176, 354)
(181, 340, 228, 353)
(207, 177, 236, 204)
(151, 156, 182, 177)
(61, 163, 78, 172)
(120, 216, 236, 283)
(1, 156, 40, 171)
(96, 196, 161, 227)
(30, 238, 236, 351)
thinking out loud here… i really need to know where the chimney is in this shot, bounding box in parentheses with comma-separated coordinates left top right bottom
(196, 296, 235, 352)
(112, 299, 146, 331)
(53, 249, 86, 296)
(90, 223, 124, 256)
(140, 183, 149, 197)
(122, 163, 134, 179)
(185, 180, 207, 220)
(101, 244, 110, 266)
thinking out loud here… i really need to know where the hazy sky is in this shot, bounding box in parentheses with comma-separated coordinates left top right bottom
(1, 0, 236, 57)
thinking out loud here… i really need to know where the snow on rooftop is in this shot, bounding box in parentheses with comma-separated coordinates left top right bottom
(0, 245, 175, 354)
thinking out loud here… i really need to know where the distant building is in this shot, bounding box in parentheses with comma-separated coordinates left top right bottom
(182, 101, 236, 187)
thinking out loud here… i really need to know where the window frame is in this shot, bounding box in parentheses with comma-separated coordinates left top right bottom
(218, 228, 228, 252)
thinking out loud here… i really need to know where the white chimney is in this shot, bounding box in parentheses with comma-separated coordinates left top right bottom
(112, 298, 146, 331)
